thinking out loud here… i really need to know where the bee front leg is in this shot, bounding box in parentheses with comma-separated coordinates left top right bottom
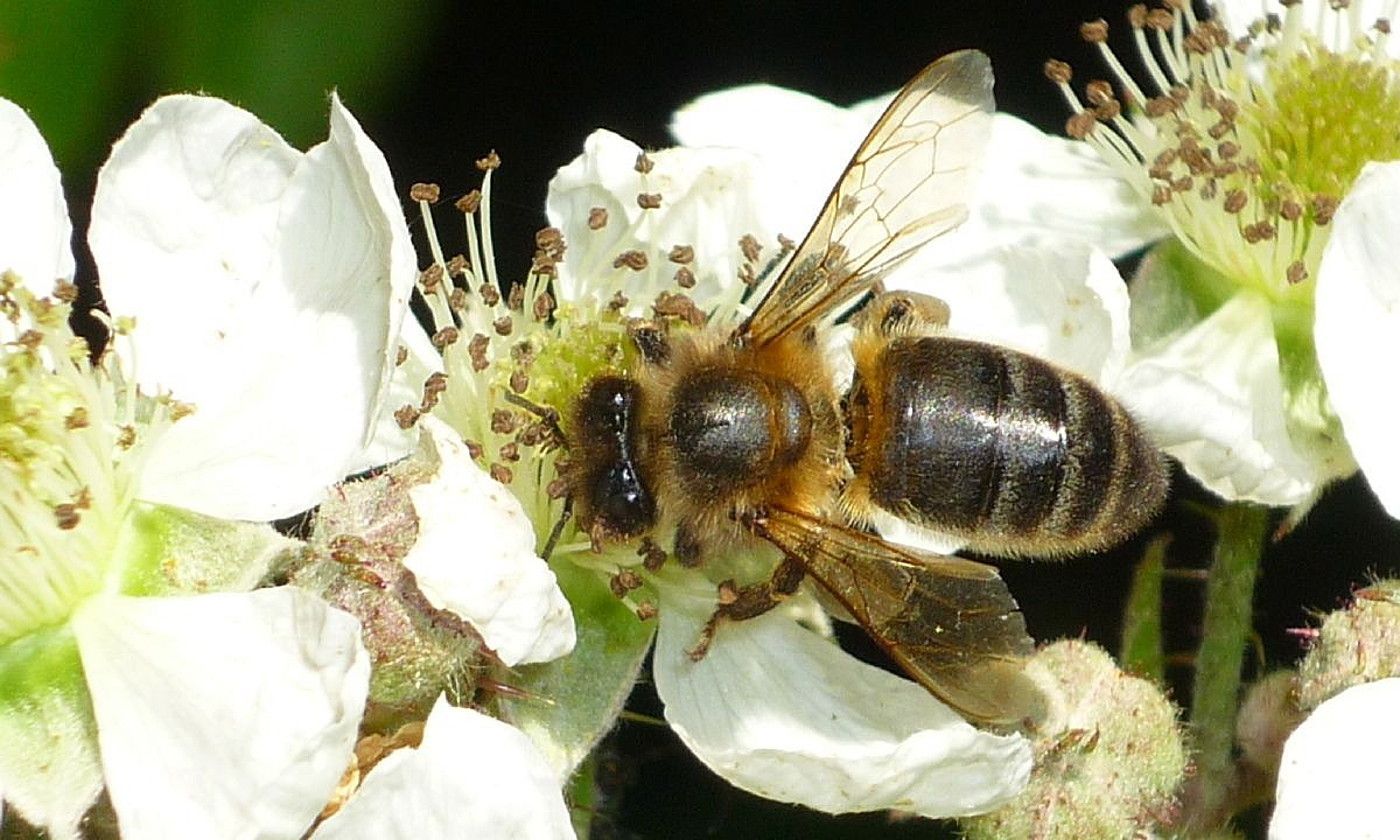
(687, 555, 805, 661)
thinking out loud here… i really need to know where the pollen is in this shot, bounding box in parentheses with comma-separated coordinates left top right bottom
(1048, 1, 1400, 302)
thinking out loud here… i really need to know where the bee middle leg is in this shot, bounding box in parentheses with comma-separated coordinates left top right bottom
(687, 555, 805, 661)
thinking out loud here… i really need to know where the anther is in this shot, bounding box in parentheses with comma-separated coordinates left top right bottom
(588, 207, 609, 230)
(739, 234, 762, 263)
(468, 333, 491, 372)
(613, 251, 649, 271)
(668, 244, 695, 264)
(394, 405, 420, 429)
(456, 191, 482, 214)
(1081, 19, 1110, 43)
(674, 267, 696, 289)
(489, 463, 513, 484)
(1286, 261, 1309, 285)
(634, 152, 654, 174)
(410, 183, 441, 203)
(637, 193, 662, 209)
(431, 327, 460, 349)
(1044, 59, 1073, 84)
(493, 315, 514, 337)
(475, 151, 502, 171)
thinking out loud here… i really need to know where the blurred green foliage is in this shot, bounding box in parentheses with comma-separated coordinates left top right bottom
(0, 0, 441, 176)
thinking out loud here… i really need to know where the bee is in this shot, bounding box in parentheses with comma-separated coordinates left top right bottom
(556, 50, 1168, 728)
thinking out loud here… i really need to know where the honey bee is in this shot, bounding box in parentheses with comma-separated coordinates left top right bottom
(556, 50, 1168, 727)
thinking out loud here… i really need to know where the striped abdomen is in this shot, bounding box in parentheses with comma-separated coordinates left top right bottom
(846, 336, 1167, 557)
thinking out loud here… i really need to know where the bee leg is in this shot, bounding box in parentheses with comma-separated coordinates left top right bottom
(687, 556, 805, 661)
(673, 521, 704, 568)
(855, 291, 951, 338)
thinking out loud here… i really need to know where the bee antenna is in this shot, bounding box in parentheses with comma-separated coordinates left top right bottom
(502, 391, 569, 448)
(540, 495, 573, 562)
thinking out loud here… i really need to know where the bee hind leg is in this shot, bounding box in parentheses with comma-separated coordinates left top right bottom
(686, 555, 805, 661)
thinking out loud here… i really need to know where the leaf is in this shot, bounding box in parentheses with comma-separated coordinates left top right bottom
(1118, 534, 1169, 683)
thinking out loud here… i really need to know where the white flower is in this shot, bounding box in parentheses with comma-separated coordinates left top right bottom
(0, 95, 407, 838)
(1032, 0, 1400, 513)
(1270, 678, 1400, 839)
(312, 695, 575, 840)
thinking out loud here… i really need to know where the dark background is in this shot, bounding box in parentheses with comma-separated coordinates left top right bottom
(7, 2, 1398, 837)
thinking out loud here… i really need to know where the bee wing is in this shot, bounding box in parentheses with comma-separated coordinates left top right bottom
(753, 507, 1044, 727)
(735, 50, 993, 346)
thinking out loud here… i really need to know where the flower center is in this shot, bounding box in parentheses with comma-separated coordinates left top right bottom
(1048, 1, 1400, 305)
(0, 273, 179, 643)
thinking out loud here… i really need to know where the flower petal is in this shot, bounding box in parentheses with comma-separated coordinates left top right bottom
(313, 696, 574, 840)
(895, 243, 1130, 385)
(1315, 161, 1400, 517)
(1270, 678, 1400, 839)
(71, 589, 369, 840)
(91, 93, 417, 520)
(653, 590, 1032, 818)
(1118, 293, 1321, 506)
(546, 129, 771, 312)
(0, 98, 74, 305)
(403, 415, 575, 666)
(671, 85, 1164, 263)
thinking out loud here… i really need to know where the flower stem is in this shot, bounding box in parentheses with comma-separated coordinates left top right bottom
(1188, 502, 1269, 826)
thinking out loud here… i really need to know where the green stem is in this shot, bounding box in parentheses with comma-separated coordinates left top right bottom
(1189, 502, 1269, 825)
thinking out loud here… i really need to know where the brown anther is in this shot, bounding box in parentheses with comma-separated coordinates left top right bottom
(446, 254, 470, 278)
(53, 280, 78, 303)
(1280, 200, 1304, 222)
(431, 326, 460, 349)
(739, 234, 762, 263)
(652, 291, 707, 327)
(588, 207, 609, 230)
(499, 442, 520, 462)
(507, 284, 525, 311)
(546, 477, 569, 500)
(1151, 184, 1174, 205)
(456, 190, 482, 214)
(1208, 120, 1232, 140)
(1095, 99, 1122, 120)
(1146, 8, 1174, 29)
(1066, 111, 1099, 140)
(517, 423, 543, 447)
(476, 151, 502, 171)
(635, 602, 658, 621)
(634, 152, 654, 174)
(1199, 179, 1219, 201)
(394, 404, 420, 429)
(1085, 80, 1115, 107)
(637, 192, 662, 209)
(1127, 3, 1148, 27)
(509, 369, 530, 394)
(491, 409, 518, 435)
(468, 333, 491, 372)
(1184, 27, 1215, 55)
(1080, 19, 1110, 42)
(738, 263, 757, 288)
(535, 226, 565, 257)
(395, 345, 409, 366)
(15, 330, 41, 351)
(65, 407, 90, 430)
(422, 371, 448, 400)
(533, 291, 556, 321)
(489, 463, 513, 484)
(1235, 36, 1253, 53)
(1377, 18, 1392, 35)
(420, 263, 444, 294)
(608, 290, 629, 312)
(508, 341, 535, 366)
(1286, 261, 1309, 285)
(116, 425, 137, 449)
(1043, 59, 1073, 84)
(1144, 95, 1177, 118)
(1172, 176, 1194, 192)
(1243, 221, 1277, 243)
(1329, 0, 1351, 9)
(168, 400, 196, 422)
(1223, 189, 1248, 213)
(668, 244, 695, 264)
(638, 538, 668, 571)
(613, 250, 649, 271)
(449, 288, 470, 313)
(1217, 141, 1240, 160)
(1311, 195, 1339, 226)
(466, 440, 484, 460)
(54, 503, 81, 530)
(674, 267, 696, 289)
(493, 315, 513, 337)
(410, 183, 441, 203)
(609, 569, 644, 598)
(479, 282, 501, 307)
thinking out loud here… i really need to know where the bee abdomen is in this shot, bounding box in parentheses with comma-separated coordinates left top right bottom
(857, 337, 1166, 557)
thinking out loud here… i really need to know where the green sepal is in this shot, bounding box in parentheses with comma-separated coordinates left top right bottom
(1119, 535, 1169, 684)
(498, 560, 655, 777)
(114, 501, 301, 598)
(0, 626, 102, 839)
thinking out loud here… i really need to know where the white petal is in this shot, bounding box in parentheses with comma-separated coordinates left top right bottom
(346, 312, 441, 476)
(0, 98, 74, 306)
(1270, 678, 1400, 839)
(546, 129, 771, 312)
(313, 696, 574, 840)
(653, 590, 1031, 818)
(893, 243, 1130, 385)
(1315, 161, 1400, 518)
(1117, 293, 1320, 505)
(91, 94, 416, 519)
(403, 415, 575, 666)
(671, 85, 1164, 264)
(72, 590, 369, 840)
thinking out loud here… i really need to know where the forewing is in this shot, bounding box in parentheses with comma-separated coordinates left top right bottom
(754, 507, 1045, 727)
(736, 50, 993, 346)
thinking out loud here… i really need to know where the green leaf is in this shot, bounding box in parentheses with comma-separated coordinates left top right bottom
(498, 561, 655, 778)
(1118, 534, 1169, 683)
